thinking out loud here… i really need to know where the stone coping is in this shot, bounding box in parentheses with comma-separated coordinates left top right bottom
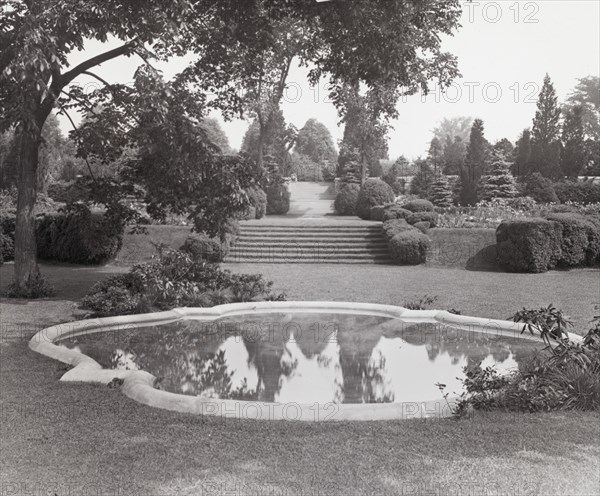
(28, 301, 582, 422)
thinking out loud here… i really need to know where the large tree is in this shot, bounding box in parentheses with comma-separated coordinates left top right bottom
(432, 116, 473, 144)
(565, 75, 600, 174)
(530, 74, 562, 178)
(1, 0, 463, 292)
(560, 105, 586, 177)
(460, 118, 489, 205)
(513, 128, 532, 176)
(442, 135, 466, 175)
(428, 137, 444, 176)
(294, 118, 337, 166)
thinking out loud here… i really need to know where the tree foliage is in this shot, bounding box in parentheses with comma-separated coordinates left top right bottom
(478, 151, 518, 201)
(460, 118, 489, 205)
(561, 105, 586, 177)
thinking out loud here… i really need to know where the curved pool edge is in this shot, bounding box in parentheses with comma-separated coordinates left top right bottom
(28, 301, 582, 422)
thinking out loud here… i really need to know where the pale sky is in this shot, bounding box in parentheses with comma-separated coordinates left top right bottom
(60, 0, 600, 161)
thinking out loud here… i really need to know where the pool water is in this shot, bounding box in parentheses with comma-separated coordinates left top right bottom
(59, 313, 540, 404)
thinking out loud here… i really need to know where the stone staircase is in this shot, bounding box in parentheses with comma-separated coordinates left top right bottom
(226, 223, 391, 264)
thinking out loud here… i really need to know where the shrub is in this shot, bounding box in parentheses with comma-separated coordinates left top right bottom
(334, 183, 360, 215)
(382, 219, 416, 241)
(388, 231, 430, 265)
(370, 205, 386, 222)
(429, 177, 454, 207)
(46, 181, 89, 204)
(402, 199, 435, 213)
(496, 218, 562, 272)
(234, 205, 257, 221)
(266, 182, 290, 215)
(413, 221, 431, 234)
(3, 272, 55, 298)
(523, 173, 559, 203)
(355, 178, 395, 220)
(80, 248, 284, 316)
(36, 209, 124, 264)
(382, 204, 412, 222)
(247, 187, 267, 219)
(0, 211, 16, 239)
(554, 181, 600, 205)
(180, 234, 228, 263)
(407, 211, 438, 228)
(0, 231, 14, 264)
(546, 213, 600, 266)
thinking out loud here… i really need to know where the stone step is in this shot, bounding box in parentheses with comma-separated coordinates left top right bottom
(226, 253, 393, 262)
(230, 247, 390, 255)
(234, 241, 388, 248)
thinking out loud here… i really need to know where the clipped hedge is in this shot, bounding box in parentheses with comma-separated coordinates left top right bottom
(36, 210, 124, 264)
(247, 187, 267, 219)
(382, 205, 412, 222)
(546, 213, 600, 266)
(266, 183, 290, 215)
(554, 181, 600, 205)
(413, 221, 430, 234)
(356, 178, 395, 220)
(402, 199, 435, 213)
(389, 231, 430, 265)
(180, 233, 228, 263)
(496, 218, 562, 273)
(334, 183, 360, 216)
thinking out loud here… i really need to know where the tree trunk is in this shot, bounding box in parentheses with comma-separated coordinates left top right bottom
(360, 154, 368, 185)
(14, 132, 41, 289)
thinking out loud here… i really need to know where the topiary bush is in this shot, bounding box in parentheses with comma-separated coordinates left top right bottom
(369, 205, 386, 222)
(382, 219, 417, 241)
(554, 181, 600, 205)
(234, 205, 257, 221)
(545, 213, 600, 267)
(523, 173, 559, 203)
(355, 178, 395, 220)
(180, 233, 228, 263)
(413, 221, 430, 234)
(407, 211, 438, 228)
(266, 182, 290, 215)
(334, 183, 360, 215)
(36, 209, 124, 264)
(402, 199, 435, 213)
(388, 231, 430, 265)
(382, 204, 412, 222)
(496, 218, 562, 273)
(247, 187, 267, 219)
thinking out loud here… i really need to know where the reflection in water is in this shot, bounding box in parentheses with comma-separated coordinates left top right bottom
(276, 331, 344, 404)
(60, 314, 538, 404)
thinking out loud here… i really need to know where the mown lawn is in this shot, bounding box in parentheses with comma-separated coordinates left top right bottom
(0, 230, 599, 495)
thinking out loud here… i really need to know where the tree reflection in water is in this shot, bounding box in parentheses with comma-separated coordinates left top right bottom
(60, 314, 539, 404)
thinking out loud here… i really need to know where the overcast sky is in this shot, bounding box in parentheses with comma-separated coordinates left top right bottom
(61, 0, 600, 161)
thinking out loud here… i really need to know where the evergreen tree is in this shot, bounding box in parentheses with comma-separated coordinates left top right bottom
(338, 146, 362, 184)
(561, 105, 587, 177)
(428, 137, 444, 176)
(410, 158, 434, 198)
(478, 151, 518, 201)
(513, 129, 532, 176)
(382, 155, 409, 194)
(429, 175, 454, 207)
(460, 118, 488, 205)
(530, 74, 562, 178)
(493, 138, 514, 159)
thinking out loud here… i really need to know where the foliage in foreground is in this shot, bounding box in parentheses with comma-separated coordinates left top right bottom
(80, 247, 286, 317)
(440, 305, 600, 417)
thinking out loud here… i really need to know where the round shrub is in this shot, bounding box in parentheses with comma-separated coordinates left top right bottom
(413, 221, 430, 234)
(524, 173, 559, 203)
(80, 273, 144, 317)
(496, 218, 562, 273)
(370, 205, 385, 222)
(388, 231, 430, 265)
(402, 199, 435, 213)
(356, 178, 396, 220)
(266, 183, 290, 215)
(247, 187, 267, 219)
(407, 211, 438, 227)
(382, 219, 417, 241)
(382, 204, 412, 222)
(180, 234, 227, 263)
(36, 209, 123, 264)
(334, 183, 360, 216)
(235, 205, 257, 221)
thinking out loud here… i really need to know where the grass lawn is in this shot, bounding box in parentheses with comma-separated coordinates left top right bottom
(1, 233, 599, 494)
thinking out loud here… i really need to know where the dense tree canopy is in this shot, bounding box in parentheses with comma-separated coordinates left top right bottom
(294, 118, 337, 166)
